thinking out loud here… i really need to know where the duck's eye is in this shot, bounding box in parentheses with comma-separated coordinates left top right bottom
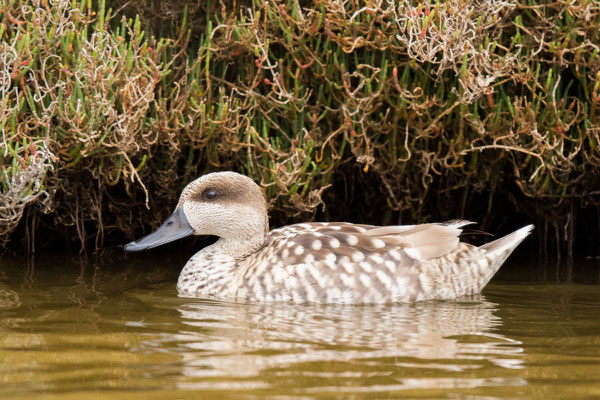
(203, 189, 218, 200)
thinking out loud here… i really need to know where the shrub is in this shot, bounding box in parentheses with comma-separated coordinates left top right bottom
(1, 0, 599, 256)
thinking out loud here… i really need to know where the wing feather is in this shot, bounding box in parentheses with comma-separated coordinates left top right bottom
(265, 221, 471, 263)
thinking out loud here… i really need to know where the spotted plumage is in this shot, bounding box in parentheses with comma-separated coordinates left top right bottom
(125, 172, 533, 304)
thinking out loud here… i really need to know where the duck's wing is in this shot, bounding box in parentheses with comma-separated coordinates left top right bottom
(239, 221, 479, 303)
(362, 220, 475, 260)
(265, 221, 473, 264)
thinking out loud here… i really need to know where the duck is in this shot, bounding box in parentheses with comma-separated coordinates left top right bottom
(124, 171, 533, 304)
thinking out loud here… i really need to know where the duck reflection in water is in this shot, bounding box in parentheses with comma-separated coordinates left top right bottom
(146, 295, 525, 390)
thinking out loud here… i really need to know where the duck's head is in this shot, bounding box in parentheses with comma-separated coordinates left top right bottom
(124, 172, 268, 252)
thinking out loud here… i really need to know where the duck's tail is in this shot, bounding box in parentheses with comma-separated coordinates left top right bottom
(474, 225, 534, 292)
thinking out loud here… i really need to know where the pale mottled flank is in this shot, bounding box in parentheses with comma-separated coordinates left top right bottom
(156, 172, 535, 304)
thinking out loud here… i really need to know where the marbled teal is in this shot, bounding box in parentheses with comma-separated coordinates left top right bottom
(124, 172, 533, 303)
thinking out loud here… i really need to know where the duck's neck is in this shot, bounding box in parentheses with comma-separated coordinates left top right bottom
(176, 235, 266, 297)
(211, 235, 266, 259)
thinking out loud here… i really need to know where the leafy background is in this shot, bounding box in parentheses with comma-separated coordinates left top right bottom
(1, 0, 599, 260)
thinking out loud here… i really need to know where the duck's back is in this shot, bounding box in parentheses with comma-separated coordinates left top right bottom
(235, 221, 495, 303)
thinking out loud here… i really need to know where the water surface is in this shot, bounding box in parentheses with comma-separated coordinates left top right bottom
(1, 255, 599, 399)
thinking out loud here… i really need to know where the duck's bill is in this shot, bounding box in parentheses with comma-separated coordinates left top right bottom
(124, 207, 194, 252)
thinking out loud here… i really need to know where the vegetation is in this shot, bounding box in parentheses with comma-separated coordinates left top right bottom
(1, 0, 599, 258)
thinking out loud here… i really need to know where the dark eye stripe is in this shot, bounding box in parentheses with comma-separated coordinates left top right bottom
(204, 189, 218, 200)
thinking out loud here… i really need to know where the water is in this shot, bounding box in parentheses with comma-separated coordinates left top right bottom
(1, 255, 600, 399)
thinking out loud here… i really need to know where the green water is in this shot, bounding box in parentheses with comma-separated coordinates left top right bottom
(1, 255, 599, 399)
